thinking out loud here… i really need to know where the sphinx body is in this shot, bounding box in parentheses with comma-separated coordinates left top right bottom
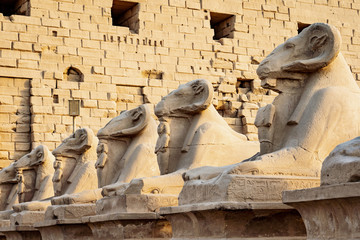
(96, 104, 160, 196)
(117, 79, 259, 196)
(321, 137, 360, 185)
(9, 145, 55, 213)
(52, 105, 160, 203)
(185, 23, 360, 182)
(35, 128, 99, 206)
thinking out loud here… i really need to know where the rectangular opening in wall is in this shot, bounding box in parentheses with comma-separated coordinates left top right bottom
(236, 78, 253, 94)
(210, 12, 235, 40)
(112, 1, 140, 33)
(0, 0, 29, 16)
(297, 22, 311, 34)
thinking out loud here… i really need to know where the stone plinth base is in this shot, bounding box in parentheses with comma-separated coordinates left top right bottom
(96, 194, 178, 215)
(35, 219, 93, 240)
(0, 225, 41, 240)
(10, 211, 45, 226)
(0, 211, 44, 240)
(161, 202, 306, 239)
(45, 204, 96, 220)
(31, 204, 97, 240)
(283, 182, 360, 240)
(84, 212, 171, 239)
(0, 220, 9, 228)
(179, 174, 320, 205)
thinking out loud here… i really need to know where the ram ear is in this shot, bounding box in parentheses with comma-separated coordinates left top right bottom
(111, 104, 150, 136)
(174, 79, 214, 114)
(281, 23, 341, 72)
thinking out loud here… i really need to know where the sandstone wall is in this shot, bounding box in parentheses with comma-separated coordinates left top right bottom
(0, 77, 30, 166)
(0, 0, 359, 164)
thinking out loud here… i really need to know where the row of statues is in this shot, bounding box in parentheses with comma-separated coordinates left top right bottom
(0, 23, 359, 219)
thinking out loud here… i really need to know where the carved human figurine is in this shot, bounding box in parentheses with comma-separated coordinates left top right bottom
(321, 137, 360, 185)
(10, 145, 55, 212)
(155, 121, 170, 174)
(49, 128, 99, 205)
(95, 142, 108, 170)
(113, 79, 259, 196)
(184, 23, 360, 181)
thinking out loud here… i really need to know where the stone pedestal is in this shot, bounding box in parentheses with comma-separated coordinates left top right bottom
(33, 204, 96, 240)
(283, 182, 360, 240)
(0, 225, 41, 240)
(35, 219, 93, 240)
(44, 204, 96, 220)
(179, 174, 320, 205)
(0, 211, 44, 240)
(161, 202, 306, 239)
(10, 211, 45, 226)
(96, 194, 178, 215)
(84, 212, 171, 239)
(33, 195, 175, 240)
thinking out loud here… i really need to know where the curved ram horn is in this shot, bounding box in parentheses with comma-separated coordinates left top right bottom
(111, 104, 150, 136)
(281, 23, 341, 72)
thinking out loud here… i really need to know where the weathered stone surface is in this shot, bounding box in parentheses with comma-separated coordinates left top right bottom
(45, 204, 96, 220)
(0, 163, 17, 211)
(112, 79, 259, 198)
(85, 212, 171, 239)
(161, 202, 306, 239)
(185, 23, 360, 182)
(96, 104, 159, 188)
(7, 145, 55, 213)
(321, 137, 360, 185)
(0, 225, 41, 240)
(179, 175, 319, 205)
(96, 194, 178, 215)
(10, 211, 45, 226)
(51, 128, 98, 205)
(98, 104, 160, 198)
(181, 24, 360, 208)
(283, 182, 360, 240)
(36, 223, 93, 240)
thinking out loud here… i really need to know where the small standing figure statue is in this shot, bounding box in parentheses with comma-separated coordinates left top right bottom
(155, 121, 170, 175)
(52, 160, 63, 196)
(95, 142, 108, 169)
(16, 169, 25, 203)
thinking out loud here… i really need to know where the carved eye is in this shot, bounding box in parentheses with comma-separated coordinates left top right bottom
(285, 43, 295, 49)
(36, 152, 43, 158)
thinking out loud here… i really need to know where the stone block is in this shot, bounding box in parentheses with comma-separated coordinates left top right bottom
(96, 194, 178, 215)
(45, 204, 96, 220)
(0, 40, 12, 49)
(3, 22, 26, 32)
(0, 59, 17, 68)
(59, 2, 84, 13)
(283, 182, 360, 240)
(41, 18, 61, 27)
(10, 211, 45, 226)
(161, 202, 305, 239)
(179, 175, 320, 205)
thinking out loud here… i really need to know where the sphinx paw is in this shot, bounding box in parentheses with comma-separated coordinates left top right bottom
(12, 203, 23, 212)
(51, 195, 67, 205)
(184, 166, 228, 181)
(227, 161, 262, 175)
